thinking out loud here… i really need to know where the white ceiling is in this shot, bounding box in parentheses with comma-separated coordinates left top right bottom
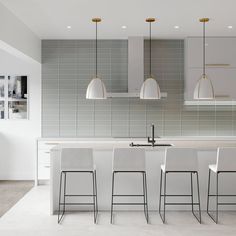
(1, 0, 236, 39)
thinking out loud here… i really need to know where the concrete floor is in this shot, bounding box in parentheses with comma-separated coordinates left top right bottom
(0, 185, 236, 236)
(0, 181, 33, 217)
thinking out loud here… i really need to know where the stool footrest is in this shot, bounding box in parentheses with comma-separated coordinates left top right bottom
(165, 203, 200, 205)
(59, 203, 94, 205)
(113, 194, 144, 197)
(218, 203, 236, 205)
(112, 203, 147, 205)
(65, 194, 95, 197)
(161, 194, 192, 197)
(208, 194, 236, 197)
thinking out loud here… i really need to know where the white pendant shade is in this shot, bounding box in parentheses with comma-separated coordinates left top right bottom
(86, 77, 107, 99)
(193, 75, 214, 99)
(140, 78, 161, 99)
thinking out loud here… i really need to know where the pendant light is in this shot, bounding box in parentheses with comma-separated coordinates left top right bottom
(193, 18, 214, 100)
(86, 18, 107, 99)
(140, 18, 161, 99)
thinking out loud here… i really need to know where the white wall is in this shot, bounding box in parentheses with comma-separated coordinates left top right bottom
(0, 3, 41, 63)
(0, 49, 41, 180)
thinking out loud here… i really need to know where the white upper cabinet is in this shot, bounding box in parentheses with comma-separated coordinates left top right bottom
(186, 37, 236, 68)
(185, 37, 236, 102)
(185, 68, 236, 101)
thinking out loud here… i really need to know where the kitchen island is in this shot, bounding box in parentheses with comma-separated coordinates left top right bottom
(47, 137, 236, 215)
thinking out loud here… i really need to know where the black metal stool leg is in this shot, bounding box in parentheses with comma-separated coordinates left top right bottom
(190, 172, 201, 223)
(196, 172, 202, 223)
(110, 171, 115, 224)
(207, 169, 219, 223)
(144, 172, 149, 223)
(163, 172, 167, 223)
(63, 172, 67, 215)
(159, 170, 166, 223)
(94, 170, 98, 217)
(58, 171, 63, 224)
(159, 169, 163, 217)
(92, 171, 96, 224)
(207, 169, 211, 214)
(216, 172, 219, 224)
(142, 172, 147, 220)
(190, 172, 194, 213)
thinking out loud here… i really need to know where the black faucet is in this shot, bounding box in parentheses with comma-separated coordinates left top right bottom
(147, 124, 156, 147)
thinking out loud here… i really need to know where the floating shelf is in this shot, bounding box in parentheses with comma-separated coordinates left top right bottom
(184, 100, 236, 106)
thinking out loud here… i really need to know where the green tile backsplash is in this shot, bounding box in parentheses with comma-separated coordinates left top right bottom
(42, 39, 236, 137)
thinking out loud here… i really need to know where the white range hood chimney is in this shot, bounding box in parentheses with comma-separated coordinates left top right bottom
(107, 37, 167, 98)
(128, 36, 144, 94)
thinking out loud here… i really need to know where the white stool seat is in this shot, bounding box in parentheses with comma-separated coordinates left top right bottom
(209, 164, 217, 173)
(113, 148, 146, 172)
(209, 147, 236, 172)
(162, 148, 198, 172)
(60, 148, 95, 172)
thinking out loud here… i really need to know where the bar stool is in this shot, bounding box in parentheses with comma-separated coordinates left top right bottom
(110, 148, 149, 224)
(207, 147, 236, 224)
(57, 148, 98, 224)
(159, 148, 201, 223)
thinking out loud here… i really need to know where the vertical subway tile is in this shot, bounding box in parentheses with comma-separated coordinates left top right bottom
(42, 39, 234, 138)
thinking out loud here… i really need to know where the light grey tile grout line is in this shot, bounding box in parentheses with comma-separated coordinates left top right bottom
(58, 43, 61, 137)
(180, 71, 183, 136)
(197, 104, 200, 136)
(214, 102, 216, 136)
(128, 97, 130, 138)
(93, 100, 95, 137)
(233, 102, 236, 135)
(41, 50, 44, 137)
(232, 101, 234, 136)
(145, 101, 147, 138)
(163, 102, 165, 136)
(110, 99, 112, 137)
(75, 45, 78, 137)
(110, 47, 112, 137)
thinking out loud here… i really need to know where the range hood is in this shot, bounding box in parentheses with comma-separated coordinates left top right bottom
(107, 37, 167, 98)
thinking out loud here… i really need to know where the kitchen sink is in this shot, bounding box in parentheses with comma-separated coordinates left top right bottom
(129, 142, 173, 147)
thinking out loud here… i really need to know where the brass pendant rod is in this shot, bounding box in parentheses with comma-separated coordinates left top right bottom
(149, 21, 152, 77)
(203, 21, 206, 76)
(92, 18, 101, 77)
(96, 21, 98, 77)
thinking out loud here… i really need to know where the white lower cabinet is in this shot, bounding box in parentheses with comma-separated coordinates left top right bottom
(38, 150, 50, 180)
(37, 141, 59, 183)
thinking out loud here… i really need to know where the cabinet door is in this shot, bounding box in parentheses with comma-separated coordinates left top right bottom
(38, 150, 50, 180)
(185, 68, 236, 100)
(186, 37, 236, 68)
(38, 163, 50, 180)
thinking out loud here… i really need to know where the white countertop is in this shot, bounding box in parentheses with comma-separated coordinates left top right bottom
(38, 136, 236, 141)
(46, 140, 236, 151)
